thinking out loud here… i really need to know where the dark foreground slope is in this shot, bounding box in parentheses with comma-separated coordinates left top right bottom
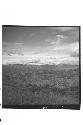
(2, 64, 80, 107)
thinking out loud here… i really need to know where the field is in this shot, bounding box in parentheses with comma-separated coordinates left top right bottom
(2, 64, 80, 107)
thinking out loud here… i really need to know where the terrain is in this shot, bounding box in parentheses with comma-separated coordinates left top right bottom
(2, 64, 80, 106)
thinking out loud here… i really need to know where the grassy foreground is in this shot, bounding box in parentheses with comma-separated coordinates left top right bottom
(2, 64, 79, 106)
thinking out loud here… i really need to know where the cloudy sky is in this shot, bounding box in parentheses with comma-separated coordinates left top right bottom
(2, 26, 79, 64)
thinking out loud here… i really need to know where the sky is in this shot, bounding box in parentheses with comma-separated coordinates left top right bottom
(2, 26, 79, 65)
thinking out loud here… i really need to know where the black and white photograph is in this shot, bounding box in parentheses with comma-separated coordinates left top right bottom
(2, 26, 81, 109)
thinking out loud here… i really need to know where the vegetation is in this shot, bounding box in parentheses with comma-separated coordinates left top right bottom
(2, 64, 79, 105)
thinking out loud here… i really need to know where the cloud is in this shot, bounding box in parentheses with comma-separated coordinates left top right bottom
(2, 41, 79, 65)
(3, 42, 24, 46)
(2, 41, 24, 55)
(2, 42, 8, 45)
(45, 32, 79, 49)
(44, 36, 79, 58)
(2, 27, 79, 65)
(29, 33, 35, 37)
(15, 42, 24, 45)
(70, 51, 79, 57)
(47, 27, 76, 31)
(45, 35, 72, 51)
(45, 35, 67, 44)
(51, 35, 68, 45)
(57, 27, 74, 31)
(51, 42, 79, 53)
(46, 27, 79, 45)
